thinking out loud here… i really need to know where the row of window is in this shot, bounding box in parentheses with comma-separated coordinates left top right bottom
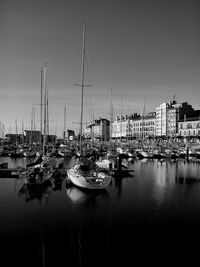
(179, 123, 200, 129)
(179, 130, 200, 136)
(112, 122, 155, 128)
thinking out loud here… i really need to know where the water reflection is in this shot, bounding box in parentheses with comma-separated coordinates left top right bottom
(2, 157, 200, 266)
(18, 173, 64, 203)
(65, 183, 109, 205)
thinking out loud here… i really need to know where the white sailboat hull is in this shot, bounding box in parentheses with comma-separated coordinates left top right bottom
(67, 165, 111, 190)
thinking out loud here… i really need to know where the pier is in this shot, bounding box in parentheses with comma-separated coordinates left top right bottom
(108, 154, 135, 177)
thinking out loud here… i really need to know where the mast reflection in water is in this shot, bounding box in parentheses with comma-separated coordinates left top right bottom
(1, 157, 200, 266)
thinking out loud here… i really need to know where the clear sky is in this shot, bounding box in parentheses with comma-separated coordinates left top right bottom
(0, 0, 199, 137)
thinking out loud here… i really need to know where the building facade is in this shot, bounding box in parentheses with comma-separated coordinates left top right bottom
(23, 130, 41, 143)
(178, 118, 200, 137)
(83, 118, 110, 142)
(111, 112, 156, 140)
(156, 101, 198, 137)
(156, 103, 168, 136)
(132, 112, 156, 139)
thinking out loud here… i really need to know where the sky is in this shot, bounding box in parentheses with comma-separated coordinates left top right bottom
(0, 0, 199, 137)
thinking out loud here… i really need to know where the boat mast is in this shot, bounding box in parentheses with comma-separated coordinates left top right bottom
(15, 118, 18, 145)
(141, 95, 146, 142)
(63, 105, 66, 144)
(110, 88, 113, 145)
(120, 96, 122, 143)
(30, 107, 33, 145)
(22, 120, 24, 145)
(80, 23, 86, 154)
(40, 69, 43, 153)
(43, 63, 47, 156)
(46, 90, 49, 136)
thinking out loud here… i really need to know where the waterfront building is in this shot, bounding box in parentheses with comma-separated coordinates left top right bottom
(22, 130, 57, 144)
(83, 118, 110, 142)
(111, 115, 129, 141)
(63, 130, 75, 142)
(167, 107, 178, 137)
(156, 102, 168, 136)
(111, 112, 156, 140)
(23, 130, 41, 144)
(178, 117, 200, 137)
(0, 121, 4, 139)
(131, 112, 156, 139)
(67, 130, 75, 141)
(156, 100, 198, 137)
(46, 134, 57, 144)
(5, 134, 23, 144)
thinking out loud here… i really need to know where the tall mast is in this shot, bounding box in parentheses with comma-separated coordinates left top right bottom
(22, 120, 24, 145)
(30, 106, 33, 145)
(2, 124, 4, 140)
(46, 90, 49, 136)
(43, 63, 47, 156)
(33, 105, 36, 130)
(110, 88, 113, 145)
(15, 118, 18, 145)
(92, 115, 94, 146)
(80, 22, 86, 154)
(120, 96, 122, 143)
(63, 105, 66, 143)
(55, 120, 57, 136)
(141, 96, 146, 141)
(40, 69, 43, 153)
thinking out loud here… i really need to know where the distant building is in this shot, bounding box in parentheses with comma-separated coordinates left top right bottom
(131, 112, 156, 139)
(178, 117, 200, 137)
(67, 130, 75, 141)
(111, 115, 128, 140)
(111, 112, 156, 140)
(5, 134, 23, 143)
(46, 135, 57, 144)
(83, 118, 110, 142)
(156, 101, 198, 136)
(156, 103, 168, 136)
(23, 130, 41, 144)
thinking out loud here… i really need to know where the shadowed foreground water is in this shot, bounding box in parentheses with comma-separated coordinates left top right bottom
(1, 157, 200, 266)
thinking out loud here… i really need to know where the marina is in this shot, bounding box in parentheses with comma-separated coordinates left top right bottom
(0, 1, 199, 266)
(1, 154, 200, 266)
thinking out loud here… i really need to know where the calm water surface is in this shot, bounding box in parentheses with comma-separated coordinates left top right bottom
(1, 157, 200, 266)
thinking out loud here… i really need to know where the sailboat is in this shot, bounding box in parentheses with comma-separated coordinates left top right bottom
(67, 23, 112, 190)
(18, 64, 54, 190)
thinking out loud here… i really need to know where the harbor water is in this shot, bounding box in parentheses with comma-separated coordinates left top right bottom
(1, 156, 200, 266)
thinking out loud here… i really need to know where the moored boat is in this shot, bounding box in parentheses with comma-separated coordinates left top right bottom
(67, 161, 111, 190)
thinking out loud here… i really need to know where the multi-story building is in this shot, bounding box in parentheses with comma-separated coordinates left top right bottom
(131, 112, 156, 139)
(67, 130, 75, 141)
(5, 134, 23, 144)
(156, 101, 198, 137)
(111, 112, 156, 140)
(83, 118, 110, 142)
(167, 107, 177, 136)
(178, 117, 200, 137)
(23, 130, 41, 143)
(111, 115, 128, 140)
(156, 103, 168, 136)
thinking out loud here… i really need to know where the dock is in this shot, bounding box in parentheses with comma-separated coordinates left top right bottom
(108, 154, 135, 177)
(0, 168, 19, 178)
